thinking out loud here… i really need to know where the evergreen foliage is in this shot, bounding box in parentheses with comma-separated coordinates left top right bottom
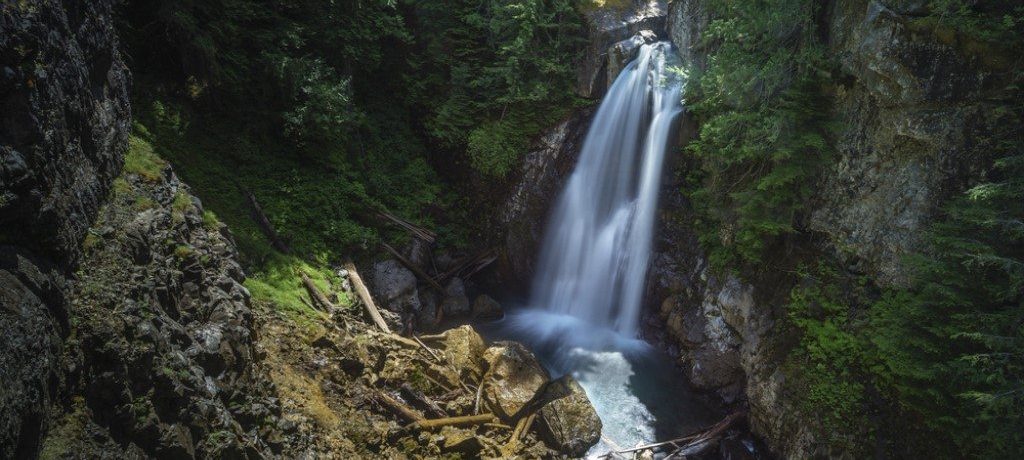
(682, 0, 832, 268)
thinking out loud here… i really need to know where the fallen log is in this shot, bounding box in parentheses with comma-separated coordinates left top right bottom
(605, 411, 746, 458)
(343, 259, 392, 334)
(405, 413, 496, 431)
(381, 242, 445, 293)
(244, 190, 290, 254)
(300, 272, 335, 312)
(378, 211, 436, 243)
(436, 249, 497, 283)
(399, 383, 448, 419)
(374, 390, 424, 424)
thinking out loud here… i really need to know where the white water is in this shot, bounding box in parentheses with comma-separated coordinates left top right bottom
(530, 42, 683, 336)
(493, 42, 705, 458)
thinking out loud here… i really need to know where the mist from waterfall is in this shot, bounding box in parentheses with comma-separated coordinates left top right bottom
(530, 42, 683, 337)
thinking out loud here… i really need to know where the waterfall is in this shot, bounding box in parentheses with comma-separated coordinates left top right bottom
(530, 42, 683, 337)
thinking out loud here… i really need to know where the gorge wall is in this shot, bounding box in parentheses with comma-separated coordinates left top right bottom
(653, 0, 1015, 457)
(494, 0, 1014, 457)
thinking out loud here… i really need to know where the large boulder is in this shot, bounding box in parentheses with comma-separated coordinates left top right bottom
(481, 342, 550, 421)
(371, 260, 420, 313)
(537, 376, 602, 457)
(441, 325, 487, 381)
(440, 277, 470, 317)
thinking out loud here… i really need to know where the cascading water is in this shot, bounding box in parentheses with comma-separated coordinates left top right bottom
(485, 42, 717, 457)
(531, 41, 683, 337)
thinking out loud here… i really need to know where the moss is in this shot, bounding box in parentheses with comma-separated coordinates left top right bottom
(245, 255, 352, 327)
(82, 232, 103, 253)
(124, 135, 167, 181)
(171, 190, 192, 223)
(202, 209, 221, 230)
(173, 244, 194, 259)
(132, 195, 157, 211)
(111, 177, 132, 197)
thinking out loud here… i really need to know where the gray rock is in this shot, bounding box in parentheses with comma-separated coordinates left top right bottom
(371, 259, 420, 313)
(440, 277, 470, 317)
(577, 0, 669, 98)
(607, 30, 658, 84)
(471, 294, 503, 320)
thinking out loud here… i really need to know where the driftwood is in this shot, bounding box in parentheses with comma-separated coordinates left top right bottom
(381, 242, 445, 293)
(300, 272, 335, 312)
(344, 260, 392, 334)
(374, 390, 424, 424)
(436, 250, 497, 283)
(378, 211, 437, 243)
(500, 413, 537, 457)
(603, 411, 747, 458)
(400, 383, 448, 418)
(413, 334, 442, 362)
(405, 413, 496, 431)
(244, 190, 290, 254)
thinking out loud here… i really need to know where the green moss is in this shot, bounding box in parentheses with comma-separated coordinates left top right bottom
(124, 135, 167, 181)
(173, 244, 194, 259)
(202, 209, 221, 230)
(171, 190, 192, 223)
(111, 177, 132, 197)
(244, 254, 353, 326)
(82, 232, 102, 253)
(132, 195, 157, 211)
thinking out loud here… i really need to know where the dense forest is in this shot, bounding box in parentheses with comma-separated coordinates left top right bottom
(1, 0, 1022, 458)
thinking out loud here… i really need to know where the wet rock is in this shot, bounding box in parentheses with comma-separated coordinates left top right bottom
(482, 342, 550, 421)
(577, 0, 668, 98)
(498, 109, 593, 286)
(440, 277, 470, 317)
(537, 376, 602, 457)
(607, 30, 658, 84)
(471, 294, 503, 320)
(371, 260, 420, 313)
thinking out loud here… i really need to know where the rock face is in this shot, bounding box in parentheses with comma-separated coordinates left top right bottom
(497, 109, 593, 285)
(651, 0, 1019, 457)
(809, 0, 1011, 287)
(607, 30, 658, 85)
(577, 0, 669, 98)
(0, 1, 129, 456)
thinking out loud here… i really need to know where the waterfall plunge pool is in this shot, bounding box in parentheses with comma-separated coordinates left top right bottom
(476, 308, 721, 458)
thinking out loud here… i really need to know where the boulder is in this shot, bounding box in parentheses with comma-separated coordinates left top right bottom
(537, 376, 602, 457)
(371, 260, 420, 313)
(441, 325, 487, 380)
(607, 30, 658, 84)
(416, 290, 441, 329)
(471, 295, 503, 320)
(440, 278, 470, 316)
(481, 342, 549, 421)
